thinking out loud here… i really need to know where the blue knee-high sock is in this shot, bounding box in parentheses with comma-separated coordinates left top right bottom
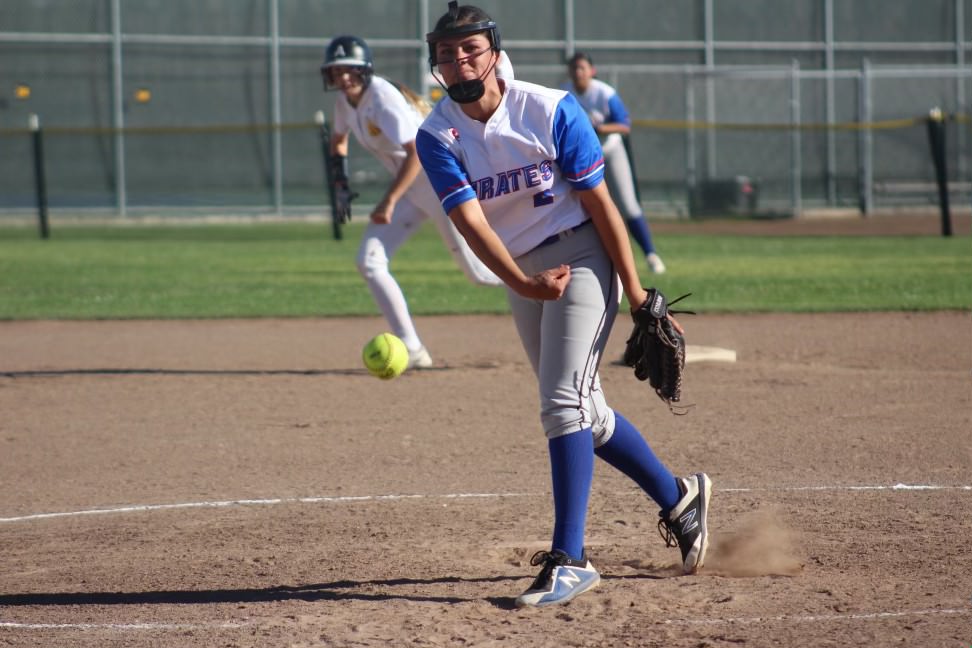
(548, 430, 594, 561)
(594, 412, 680, 511)
(625, 216, 656, 256)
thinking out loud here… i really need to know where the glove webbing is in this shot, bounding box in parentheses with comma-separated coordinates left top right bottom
(658, 292, 694, 416)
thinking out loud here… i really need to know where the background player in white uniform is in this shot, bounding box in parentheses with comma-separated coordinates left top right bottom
(417, 3, 711, 608)
(562, 52, 666, 274)
(322, 35, 502, 369)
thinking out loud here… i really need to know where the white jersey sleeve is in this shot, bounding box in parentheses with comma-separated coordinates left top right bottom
(337, 76, 425, 175)
(369, 79, 421, 147)
(332, 92, 351, 137)
(496, 50, 514, 81)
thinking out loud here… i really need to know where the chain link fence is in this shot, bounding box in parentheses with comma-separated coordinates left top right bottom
(1, 0, 970, 219)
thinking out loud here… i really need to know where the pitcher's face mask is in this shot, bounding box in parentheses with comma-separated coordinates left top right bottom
(431, 40, 497, 104)
(426, 1, 502, 104)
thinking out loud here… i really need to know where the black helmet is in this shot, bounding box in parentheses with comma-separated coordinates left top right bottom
(425, 2, 501, 103)
(425, 2, 500, 67)
(321, 35, 374, 90)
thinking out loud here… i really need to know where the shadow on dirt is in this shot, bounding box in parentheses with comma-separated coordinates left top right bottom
(0, 572, 678, 609)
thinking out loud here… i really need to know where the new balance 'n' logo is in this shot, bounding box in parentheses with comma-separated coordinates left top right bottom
(557, 568, 581, 589)
(679, 509, 699, 532)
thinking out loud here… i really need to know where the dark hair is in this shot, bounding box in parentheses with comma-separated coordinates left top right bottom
(567, 52, 594, 67)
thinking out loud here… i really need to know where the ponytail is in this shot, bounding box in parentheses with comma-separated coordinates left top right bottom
(389, 79, 432, 117)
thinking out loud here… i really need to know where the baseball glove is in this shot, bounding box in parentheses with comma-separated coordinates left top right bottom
(329, 154, 359, 225)
(622, 288, 694, 413)
(333, 185, 357, 224)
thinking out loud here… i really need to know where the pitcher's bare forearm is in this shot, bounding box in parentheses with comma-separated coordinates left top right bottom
(578, 182, 646, 310)
(448, 201, 569, 301)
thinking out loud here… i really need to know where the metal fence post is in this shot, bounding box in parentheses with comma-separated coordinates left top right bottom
(419, 0, 430, 99)
(685, 68, 697, 215)
(858, 59, 873, 216)
(110, 0, 127, 217)
(954, 0, 967, 184)
(790, 60, 802, 217)
(564, 0, 575, 60)
(926, 107, 953, 237)
(823, 0, 837, 205)
(703, 0, 716, 179)
(270, 0, 283, 215)
(29, 114, 50, 239)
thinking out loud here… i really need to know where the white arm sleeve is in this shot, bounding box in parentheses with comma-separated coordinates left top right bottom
(496, 50, 515, 81)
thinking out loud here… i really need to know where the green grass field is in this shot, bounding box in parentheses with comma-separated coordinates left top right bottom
(0, 221, 968, 319)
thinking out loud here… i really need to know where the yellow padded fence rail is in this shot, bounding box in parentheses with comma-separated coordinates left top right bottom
(632, 114, 971, 131)
(0, 114, 968, 138)
(0, 121, 321, 137)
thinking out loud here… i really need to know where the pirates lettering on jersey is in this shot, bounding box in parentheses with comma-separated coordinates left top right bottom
(471, 161, 554, 202)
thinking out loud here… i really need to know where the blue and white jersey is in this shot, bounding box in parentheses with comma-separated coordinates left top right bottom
(560, 77, 630, 130)
(333, 75, 426, 177)
(416, 79, 604, 258)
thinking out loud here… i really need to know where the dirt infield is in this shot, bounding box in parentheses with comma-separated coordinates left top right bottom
(1, 307, 969, 647)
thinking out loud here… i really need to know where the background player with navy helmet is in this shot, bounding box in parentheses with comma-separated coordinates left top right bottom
(321, 35, 502, 369)
(417, 3, 711, 607)
(562, 52, 666, 274)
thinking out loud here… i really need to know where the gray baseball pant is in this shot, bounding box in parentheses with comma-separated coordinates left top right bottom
(506, 221, 620, 446)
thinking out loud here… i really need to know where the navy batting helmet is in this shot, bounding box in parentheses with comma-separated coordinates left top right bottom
(321, 35, 374, 90)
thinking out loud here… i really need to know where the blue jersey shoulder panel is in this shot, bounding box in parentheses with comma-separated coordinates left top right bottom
(553, 94, 605, 191)
(415, 128, 475, 213)
(606, 93, 630, 127)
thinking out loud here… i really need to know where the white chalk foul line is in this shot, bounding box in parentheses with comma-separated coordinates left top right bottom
(0, 492, 534, 524)
(0, 621, 249, 631)
(722, 483, 972, 493)
(662, 607, 971, 626)
(1, 484, 969, 525)
(2, 608, 967, 633)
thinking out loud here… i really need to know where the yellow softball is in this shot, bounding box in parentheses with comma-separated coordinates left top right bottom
(362, 332, 409, 380)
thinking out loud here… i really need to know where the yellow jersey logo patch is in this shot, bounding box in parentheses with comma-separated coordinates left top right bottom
(367, 121, 382, 137)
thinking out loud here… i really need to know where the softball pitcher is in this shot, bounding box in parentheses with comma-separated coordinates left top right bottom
(562, 52, 666, 274)
(322, 35, 501, 369)
(417, 3, 711, 607)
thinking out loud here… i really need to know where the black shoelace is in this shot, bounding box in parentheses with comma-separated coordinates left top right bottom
(657, 517, 679, 549)
(526, 550, 564, 589)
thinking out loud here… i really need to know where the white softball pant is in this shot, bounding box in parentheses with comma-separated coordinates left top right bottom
(601, 133, 642, 220)
(506, 221, 620, 445)
(357, 182, 501, 350)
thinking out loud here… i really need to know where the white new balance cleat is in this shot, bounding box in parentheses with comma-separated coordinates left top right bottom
(406, 345, 433, 370)
(646, 252, 667, 274)
(658, 472, 712, 574)
(515, 549, 600, 607)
